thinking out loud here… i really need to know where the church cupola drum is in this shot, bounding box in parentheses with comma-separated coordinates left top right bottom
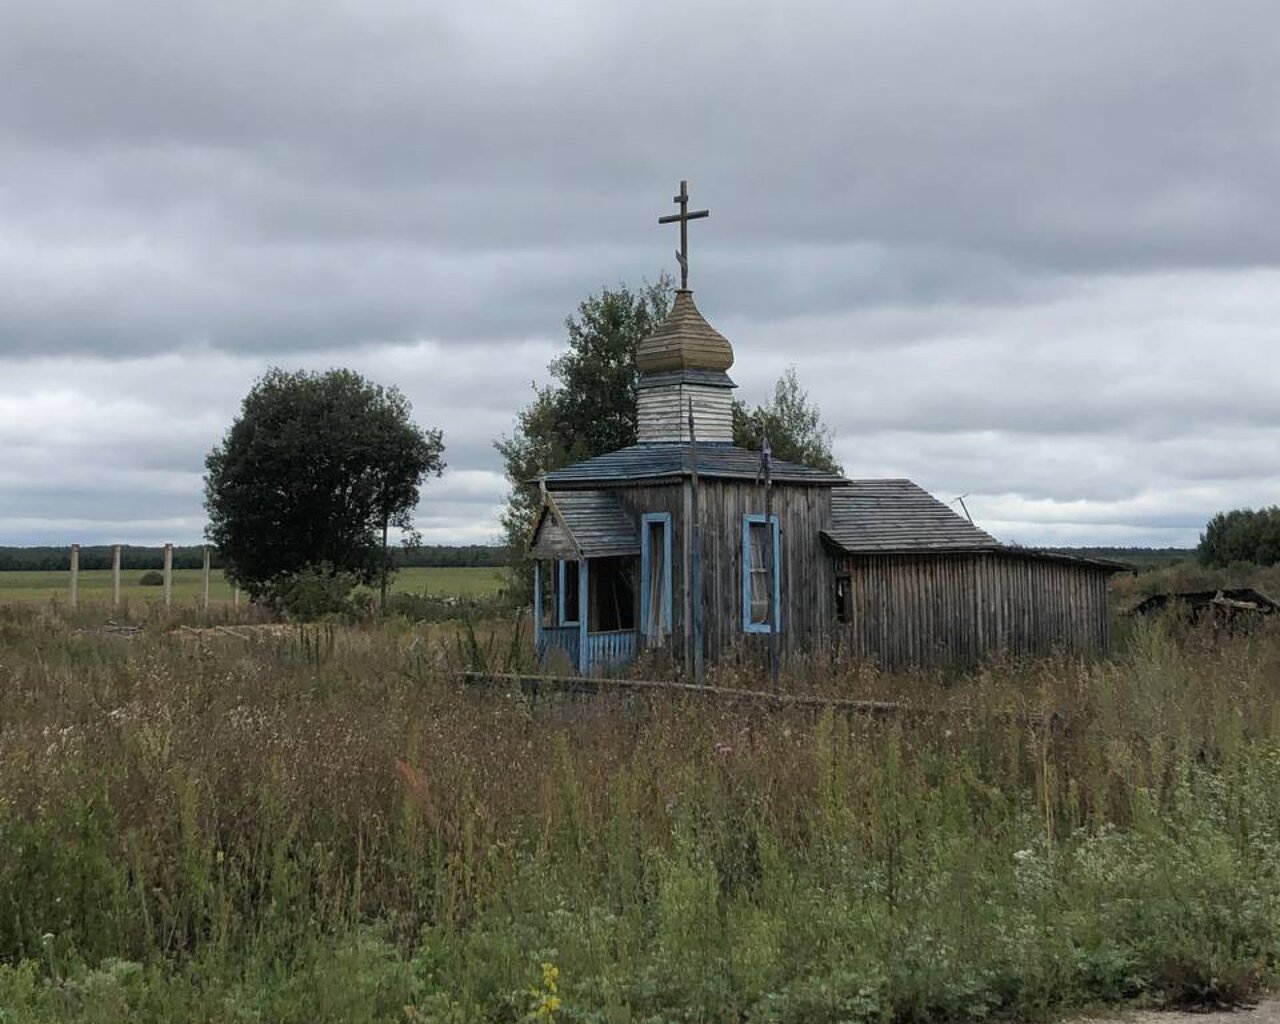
(636, 181, 736, 444)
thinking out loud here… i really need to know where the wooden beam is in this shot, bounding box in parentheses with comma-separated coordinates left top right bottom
(458, 670, 1066, 730)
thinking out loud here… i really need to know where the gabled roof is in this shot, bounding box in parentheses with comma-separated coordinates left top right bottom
(543, 443, 848, 488)
(530, 490, 639, 559)
(823, 480, 1000, 553)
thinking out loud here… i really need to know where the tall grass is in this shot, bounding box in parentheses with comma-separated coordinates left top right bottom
(2, 607, 1280, 1022)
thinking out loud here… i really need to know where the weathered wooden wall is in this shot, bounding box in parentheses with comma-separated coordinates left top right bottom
(834, 551, 1112, 668)
(636, 383, 734, 443)
(552, 480, 836, 668)
(696, 480, 835, 665)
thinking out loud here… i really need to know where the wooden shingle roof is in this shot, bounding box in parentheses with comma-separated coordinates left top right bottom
(530, 490, 639, 558)
(824, 480, 1000, 553)
(635, 290, 734, 373)
(543, 443, 847, 488)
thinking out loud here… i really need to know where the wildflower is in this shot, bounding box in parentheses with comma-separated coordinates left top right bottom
(529, 961, 561, 1023)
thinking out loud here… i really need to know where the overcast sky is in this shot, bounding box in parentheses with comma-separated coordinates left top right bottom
(2, 0, 1278, 548)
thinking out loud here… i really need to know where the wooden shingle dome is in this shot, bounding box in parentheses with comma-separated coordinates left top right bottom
(636, 290, 734, 373)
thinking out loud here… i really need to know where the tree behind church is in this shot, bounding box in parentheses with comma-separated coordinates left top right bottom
(205, 368, 445, 605)
(496, 278, 674, 592)
(731, 365, 843, 475)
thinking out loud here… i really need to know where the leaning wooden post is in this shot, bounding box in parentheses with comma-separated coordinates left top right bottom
(687, 398, 704, 684)
(533, 559, 543, 657)
(111, 544, 122, 610)
(201, 545, 211, 613)
(69, 543, 80, 611)
(577, 558, 589, 676)
(163, 543, 173, 610)
(764, 438, 779, 687)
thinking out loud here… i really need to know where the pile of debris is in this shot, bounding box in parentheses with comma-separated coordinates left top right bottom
(1129, 587, 1279, 624)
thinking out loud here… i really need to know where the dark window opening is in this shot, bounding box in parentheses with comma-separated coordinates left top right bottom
(560, 560, 580, 624)
(835, 574, 851, 624)
(591, 556, 636, 632)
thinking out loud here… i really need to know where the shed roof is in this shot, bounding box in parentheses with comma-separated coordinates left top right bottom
(823, 480, 1128, 571)
(824, 480, 1000, 553)
(530, 490, 639, 558)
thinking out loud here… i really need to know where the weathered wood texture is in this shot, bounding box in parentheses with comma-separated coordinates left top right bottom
(696, 480, 835, 665)
(835, 551, 1112, 668)
(637, 382, 734, 443)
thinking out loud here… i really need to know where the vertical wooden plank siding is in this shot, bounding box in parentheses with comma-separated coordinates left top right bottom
(837, 551, 1112, 668)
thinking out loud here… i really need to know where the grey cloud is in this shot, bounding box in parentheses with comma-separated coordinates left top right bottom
(2, 0, 1280, 545)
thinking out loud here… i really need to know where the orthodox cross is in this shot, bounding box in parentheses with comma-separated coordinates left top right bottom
(658, 179, 709, 290)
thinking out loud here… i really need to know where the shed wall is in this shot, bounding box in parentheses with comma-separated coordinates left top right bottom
(835, 551, 1111, 668)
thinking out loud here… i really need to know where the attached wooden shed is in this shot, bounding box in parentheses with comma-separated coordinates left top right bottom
(823, 481, 1123, 667)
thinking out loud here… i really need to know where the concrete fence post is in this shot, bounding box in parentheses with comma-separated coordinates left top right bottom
(69, 543, 80, 611)
(202, 545, 211, 613)
(112, 544, 122, 611)
(163, 543, 173, 610)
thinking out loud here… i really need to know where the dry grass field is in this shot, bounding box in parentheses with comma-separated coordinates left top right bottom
(2, 588, 1280, 1022)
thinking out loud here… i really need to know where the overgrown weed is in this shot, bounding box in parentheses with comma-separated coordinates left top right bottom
(1, 612, 1279, 1021)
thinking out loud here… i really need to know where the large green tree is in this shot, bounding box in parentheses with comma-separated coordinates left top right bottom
(495, 278, 673, 589)
(205, 368, 445, 600)
(731, 365, 843, 475)
(1199, 506, 1280, 567)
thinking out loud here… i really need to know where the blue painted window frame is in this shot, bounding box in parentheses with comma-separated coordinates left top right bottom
(640, 512, 673, 638)
(558, 559, 580, 625)
(742, 514, 781, 634)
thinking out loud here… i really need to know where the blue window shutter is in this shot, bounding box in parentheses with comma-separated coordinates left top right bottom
(742, 514, 782, 635)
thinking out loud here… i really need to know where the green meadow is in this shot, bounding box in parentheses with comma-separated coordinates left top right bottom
(0, 565, 505, 607)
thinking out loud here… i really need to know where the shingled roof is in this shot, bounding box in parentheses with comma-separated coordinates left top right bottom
(542, 443, 848, 488)
(530, 490, 639, 558)
(635, 290, 734, 373)
(823, 480, 999, 554)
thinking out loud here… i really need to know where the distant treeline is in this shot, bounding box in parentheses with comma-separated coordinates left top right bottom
(0, 544, 508, 572)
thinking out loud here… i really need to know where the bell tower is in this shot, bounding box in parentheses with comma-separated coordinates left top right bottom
(637, 180, 736, 444)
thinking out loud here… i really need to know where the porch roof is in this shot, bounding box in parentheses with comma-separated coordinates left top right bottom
(530, 490, 640, 559)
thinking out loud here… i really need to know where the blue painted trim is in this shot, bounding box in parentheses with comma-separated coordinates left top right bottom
(557, 559, 579, 625)
(742, 514, 781, 634)
(533, 559, 543, 647)
(577, 559, 590, 674)
(640, 512, 673, 638)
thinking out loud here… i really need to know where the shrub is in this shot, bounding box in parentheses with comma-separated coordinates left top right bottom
(138, 571, 164, 587)
(264, 564, 359, 620)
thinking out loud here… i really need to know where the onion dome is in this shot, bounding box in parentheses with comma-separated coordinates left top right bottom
(636, 290, 734, 374)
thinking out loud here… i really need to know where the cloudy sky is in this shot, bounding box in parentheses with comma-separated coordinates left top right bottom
(2, 0, 1278, 548)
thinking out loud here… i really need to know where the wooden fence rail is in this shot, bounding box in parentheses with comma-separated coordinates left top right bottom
(459, 671, 1066, 730)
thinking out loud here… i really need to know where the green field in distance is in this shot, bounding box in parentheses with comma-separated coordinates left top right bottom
(0, 565, 505, 606)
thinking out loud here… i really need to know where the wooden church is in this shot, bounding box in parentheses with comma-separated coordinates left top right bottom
(528, 184, 1122, 675)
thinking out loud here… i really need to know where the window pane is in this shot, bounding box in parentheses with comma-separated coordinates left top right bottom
(749, 522, 770, 626)
(646, 521, 667, 641)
